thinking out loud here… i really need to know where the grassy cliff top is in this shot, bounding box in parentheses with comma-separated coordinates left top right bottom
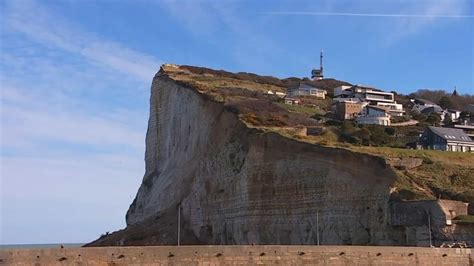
(160, 64, 348, 128)
(160, 64, 350, 94)
(352, 146, 474, 202)
(159, 64, 474, 204)
(160, 63, 287, 95)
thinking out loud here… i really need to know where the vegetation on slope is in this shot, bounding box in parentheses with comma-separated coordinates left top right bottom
(408, 89, 474, 111)
(350, 147, 474, 203)
(162, 64, 332, 127)
(453, 215, 474, 224)
(161, 64, 474, 204)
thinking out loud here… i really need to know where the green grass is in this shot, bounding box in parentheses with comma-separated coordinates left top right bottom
(275, 102, 325, 116)
(168, 66, 474, 205)
(345, 146, 474, 202)
(349, 146, 474, 165)
(453, 215, 474, 224)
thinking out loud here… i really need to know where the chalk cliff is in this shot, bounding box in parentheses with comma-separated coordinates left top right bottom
(87, 65, 473, 247)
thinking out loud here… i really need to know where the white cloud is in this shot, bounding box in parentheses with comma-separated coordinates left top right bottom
(380, 0, 470, 45)
(4, 0, 161, 82)
(1, 86, 145, 151)
(261, 0, 472, 43)
(0, 0, 158, 244)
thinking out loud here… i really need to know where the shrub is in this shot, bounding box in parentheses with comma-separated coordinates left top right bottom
(391, 115, 410, 123)
(385, 127, 396, 135)
(426, 113, 441, 126)
(325, 120, 342, 127)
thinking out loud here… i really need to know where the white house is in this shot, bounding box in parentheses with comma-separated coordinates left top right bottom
(334, 85, 394, 104)
(376, 102, 405, 117)
(287, 83, 327, 99)
(445, 110, 461, 122)
(333, 85, 353, 98)
(265, 90, 286, 98)
(356, 105, 391, 126)
(284, 97, 301, 105)
(334, 85, 404, 117)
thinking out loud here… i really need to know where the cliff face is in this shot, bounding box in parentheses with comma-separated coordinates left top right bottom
(86, 65, 471, 247)
(101, 68, 401, 246)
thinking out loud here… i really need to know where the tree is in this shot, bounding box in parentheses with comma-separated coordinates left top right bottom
(443, 114, 452, 125)
(426, 113, 441, 126)
(412, 113, 427, 123)
(409, 88, 474, 111)
(460, 111, 471, 119)
(438, 96, 454, 110)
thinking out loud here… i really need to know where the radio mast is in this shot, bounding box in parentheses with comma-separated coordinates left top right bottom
(311, 49, 324, 80)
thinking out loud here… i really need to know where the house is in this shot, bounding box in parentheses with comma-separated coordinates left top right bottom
(333, 85, 353, 98)
(284, 97, 301, 105)
(334, 101, 366, 120)
(334, 85, 394, 103)
(376, 102, 405, 117)
(411, 98, 441, 113)
(333, 85, 404, 116)
(453, 124, 474, 140)
(276, 91, 286, 97)
(420, 108, 461, 123)
(265, 90, 286, 98)
(417, 126, 474, 152)
(420, 105, 445, 121)
(420, 105, 444, 115)
(287, 83, 327, 99)
(356, 105, 391, 126)
(445, 109, 461, 122)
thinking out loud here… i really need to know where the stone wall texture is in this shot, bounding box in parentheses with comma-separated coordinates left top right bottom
(1, 246, 472, 266)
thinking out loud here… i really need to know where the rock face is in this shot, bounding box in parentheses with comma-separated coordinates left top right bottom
(116, 70, 402, 246)
(390, 200, 473, 246)
(87, 66, 471, 247)
(387, 157, 423, 170)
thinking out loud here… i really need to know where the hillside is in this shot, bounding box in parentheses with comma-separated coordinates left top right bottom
(87, 64, 473, 247)
(408, 89, 474, 111)
(160, 64, 474, 206)
(170, 65, 472, 198)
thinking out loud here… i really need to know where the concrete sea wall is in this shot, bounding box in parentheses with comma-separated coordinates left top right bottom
(1, 245, 472, 265)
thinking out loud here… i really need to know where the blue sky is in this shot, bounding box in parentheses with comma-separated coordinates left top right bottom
(0, 0, 473, 244)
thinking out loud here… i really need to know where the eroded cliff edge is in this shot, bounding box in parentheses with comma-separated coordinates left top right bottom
(90, 65, 470, 246)
(87, 65, 410, 246)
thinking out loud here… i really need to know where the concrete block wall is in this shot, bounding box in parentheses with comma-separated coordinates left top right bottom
(1, 245, 472, 265)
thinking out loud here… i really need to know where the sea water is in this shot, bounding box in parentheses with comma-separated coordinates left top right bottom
(0, 243, 84, 249)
